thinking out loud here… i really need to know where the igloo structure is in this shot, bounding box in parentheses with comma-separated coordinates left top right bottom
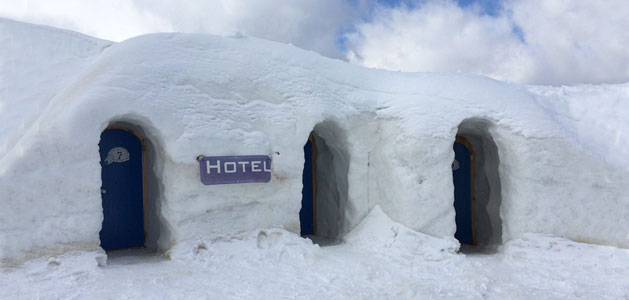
(1, 19, 628, 266)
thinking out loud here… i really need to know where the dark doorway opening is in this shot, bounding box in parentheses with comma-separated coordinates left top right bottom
(300, 125, 349, 245)
(453, 136, 474, 245)
(300, 134, 317, 236)
(99, 127, 146, 251)
(452, 119, 503, 251)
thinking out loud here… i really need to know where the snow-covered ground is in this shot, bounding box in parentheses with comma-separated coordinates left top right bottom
(2, 207, 628, 299)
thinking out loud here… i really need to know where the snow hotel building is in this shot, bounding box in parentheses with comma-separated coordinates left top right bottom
(1, 19, 627, 266)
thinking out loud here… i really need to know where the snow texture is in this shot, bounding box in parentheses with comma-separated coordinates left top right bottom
(0, 18, 112, 158)
(2, 207, 628, 299)
(0, 18, 628, 267)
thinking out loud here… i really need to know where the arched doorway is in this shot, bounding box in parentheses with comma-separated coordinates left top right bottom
(453, 136, 474, 245)
(300, 134, 317, 236)
(99, 127, 146, 250)
(300, 124, 349, 245)
(452, 119, 503, 249)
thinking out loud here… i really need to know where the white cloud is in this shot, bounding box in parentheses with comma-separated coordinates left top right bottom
(508, 0, 629, 85)
(0, 0, 358, 58)
(1, 0, 627, 85)
(345, 0, 629, 85)
(129, 0, 360, 58)
(0, 0, 173, 41)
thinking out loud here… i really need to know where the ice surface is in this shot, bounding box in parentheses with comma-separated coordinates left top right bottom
(0, 18, 628, 270)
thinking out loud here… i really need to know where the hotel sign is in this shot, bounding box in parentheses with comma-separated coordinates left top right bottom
(198, 155, 272, 185)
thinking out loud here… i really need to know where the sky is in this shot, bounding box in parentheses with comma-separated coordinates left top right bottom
(1, 0, 627, 86)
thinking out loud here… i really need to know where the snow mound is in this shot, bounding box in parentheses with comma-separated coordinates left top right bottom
(345, 205, 459, 260)
(168, 207, 460, 266)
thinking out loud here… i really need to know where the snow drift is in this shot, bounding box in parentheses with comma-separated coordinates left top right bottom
(4, 207, 627, 299)
(1, 18, 628, 266)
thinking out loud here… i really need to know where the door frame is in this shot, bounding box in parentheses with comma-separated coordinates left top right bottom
(455, 135, 477, 245)
(102, 125, 149, 245)
(309, 133, 318, 235)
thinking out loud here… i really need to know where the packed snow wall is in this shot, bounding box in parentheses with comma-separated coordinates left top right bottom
(1, 20, 628, 265)
(0, 18, 112, 159)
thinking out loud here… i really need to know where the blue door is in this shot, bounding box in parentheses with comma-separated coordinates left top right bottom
(300, 138, 315, 235)
(453, 141, 474, 245)
(99, 128, 145, 250)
